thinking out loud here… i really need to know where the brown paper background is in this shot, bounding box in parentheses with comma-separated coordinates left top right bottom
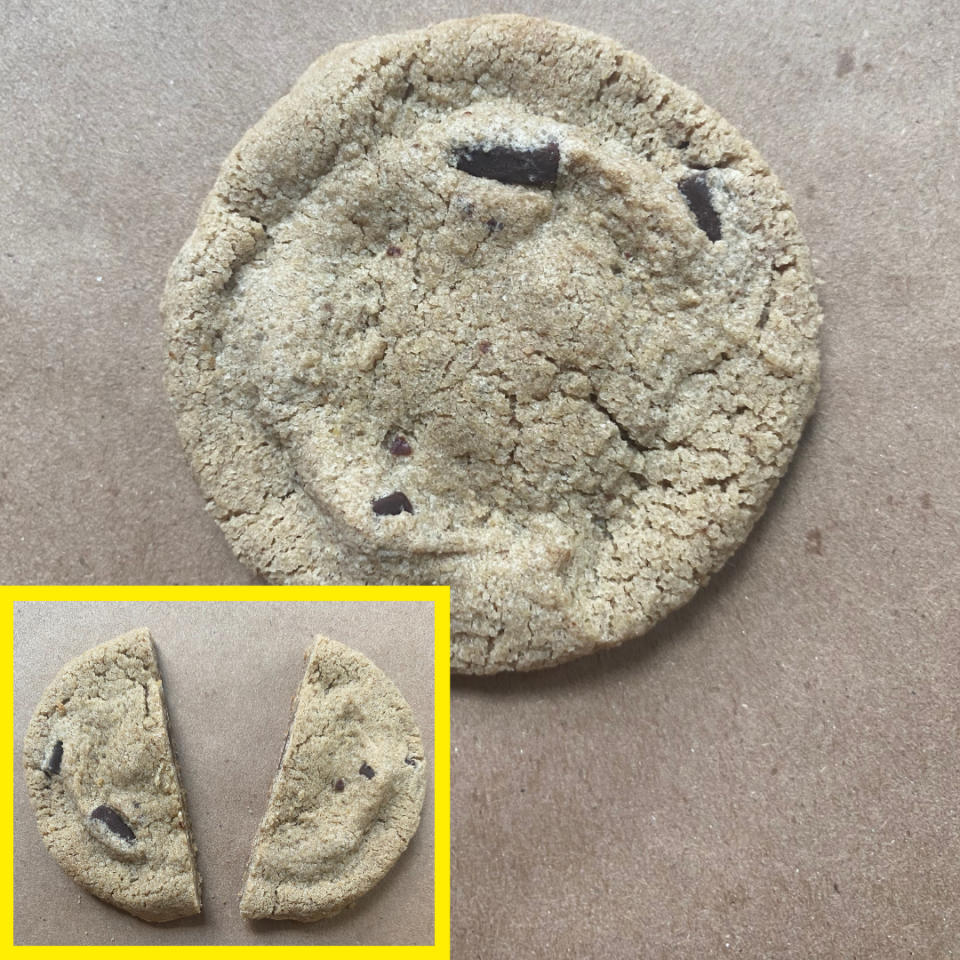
(3, 0, 958, 956)
(13, 601, 435, 945)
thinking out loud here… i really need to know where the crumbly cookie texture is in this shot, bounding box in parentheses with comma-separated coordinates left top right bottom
(239, 635, 426, 921)
(22, 629, 202, 922)
(163, 15, 821, 673)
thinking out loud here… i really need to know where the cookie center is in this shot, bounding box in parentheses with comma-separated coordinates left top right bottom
(217, 102, 765, 551)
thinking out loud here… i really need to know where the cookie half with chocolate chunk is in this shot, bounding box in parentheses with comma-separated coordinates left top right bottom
(164, 14, 821, 673)
(22, 628, 201, 922)
(239, 635, 426, 921)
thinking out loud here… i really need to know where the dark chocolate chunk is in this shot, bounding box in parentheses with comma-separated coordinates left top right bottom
(90, 804, 136, 843)
(359, 763, 376, 779)
(372, 491, 413, 515)
(334, 778, 345, 792)
(455, 142, 560, 187)
(404, 756, 418, 767)
(389, 435, 413, 456)
(385, 245, 402, 257)
(678, 172, 721, 241)
(43, 739, 63, 777)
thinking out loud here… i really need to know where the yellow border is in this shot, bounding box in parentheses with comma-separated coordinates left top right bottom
(6, 585, 451, 956)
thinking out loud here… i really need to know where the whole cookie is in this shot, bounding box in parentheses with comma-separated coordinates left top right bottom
(163, 15, 821, 673)
(239, 635, 426, 921)
(22, 629, 202, 922)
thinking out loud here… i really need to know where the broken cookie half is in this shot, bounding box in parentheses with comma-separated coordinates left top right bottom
(239, 635, 427, 921)
(22, 628, 202, 922)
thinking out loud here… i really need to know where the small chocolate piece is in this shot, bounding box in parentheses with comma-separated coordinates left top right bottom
(42, 739, 63, 777)
(678, 172, 722, 241)
(389, 436, 413, 456)
(455, 142, 560, 187)
(90, 804, 136, 843)
(372, 491, 413, 515)
(334, 778, 345, 792)
(385, 245, 402, 257)
(359, 763, 376, 779)
(404, 756, 418, 767)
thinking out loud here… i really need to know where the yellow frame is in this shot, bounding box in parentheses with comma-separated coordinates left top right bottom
(6, 585, 451, 957)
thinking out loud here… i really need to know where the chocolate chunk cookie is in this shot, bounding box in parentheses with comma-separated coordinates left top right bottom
(163, 15, 821, 673)
(239, 635, 426, 921)
(22, 629, 201, 922)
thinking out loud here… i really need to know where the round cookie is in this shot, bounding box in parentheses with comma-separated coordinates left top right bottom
(163, 15, 821, 673)
(22, 628, 202, 922)
(238, 635, 426, 921)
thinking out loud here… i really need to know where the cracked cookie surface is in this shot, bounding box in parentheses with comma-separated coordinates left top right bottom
(22, 629, 202, 922)
(238, 635, 426, 921)
(163, 14, 821, 673)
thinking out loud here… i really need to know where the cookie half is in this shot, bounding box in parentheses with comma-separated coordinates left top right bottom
(22, 628, 202, 922)
(163, 14, 821, 673)
(239, 635, 426, 921)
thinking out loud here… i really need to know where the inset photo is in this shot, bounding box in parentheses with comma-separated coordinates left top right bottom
(9, 587, 450, 951)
